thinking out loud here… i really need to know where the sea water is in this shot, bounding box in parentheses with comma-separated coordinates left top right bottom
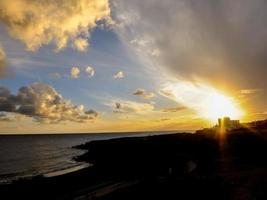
(0, 131, 181, 184)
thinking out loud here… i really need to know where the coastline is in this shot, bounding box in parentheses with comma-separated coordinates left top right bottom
(0, 128, 267, 200)
(0, 131, 180, 185)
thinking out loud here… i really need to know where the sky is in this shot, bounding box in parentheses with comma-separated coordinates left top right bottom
(0, 0, 266, 134)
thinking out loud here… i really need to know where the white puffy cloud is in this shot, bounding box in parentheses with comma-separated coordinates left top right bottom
(112, 100, 154, 114)
(85, 66, 95, 77)
(133, 88, 155, 100)
(0, 0, 112, 51)
(0, 83, 98, 123)
(71, 67, 80, 78)
(113, 71, 124, 79)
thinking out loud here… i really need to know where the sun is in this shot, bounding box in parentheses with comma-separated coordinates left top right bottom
(161, 81, 244, 123)
(201, 92, 243, 122)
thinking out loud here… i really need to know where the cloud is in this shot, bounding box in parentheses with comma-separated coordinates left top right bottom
(85, 66, 95, 77)
(158, 89, 176, 100)
(152, 118, 171, 122)
(130, 39, 161, 57)
(0, 83, 98, 123)
(113, 71, 124, 79)
(162, 106, 186, 113)
(133, 88, 155, 99)
(240, 89, 263, 95)
(112, 100, 154, 114)
(0, 45, 6, 78)
(85, 109, 99, 118)
(160, 118, 170, 121)
(256, 111, 267, 115)
(159, 81, 243, 120)
(74, 38, 88, 52)
(71, 67, 80, 79)
(0, 0, 112, 51)
(113, 0, 267, 90)
(133, 89, 145, 96)
(253, 111, 267, 116)
(115, 102, 121, 109)
(0, 112, 12, 121)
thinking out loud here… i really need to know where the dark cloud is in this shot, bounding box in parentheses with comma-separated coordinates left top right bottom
(115, 102, 121, 109)
(113, 102, 126, 114)
(0, 83, 98, 123)
(113, 100, 154, 114)
(133, 89, 145, 96)
(114, 0, 267, 90)
(0, 87, 16, 112)
(133, 88, 155, 100)
(85, 109, 99, 118)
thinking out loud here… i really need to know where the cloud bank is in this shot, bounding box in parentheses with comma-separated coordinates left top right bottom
(113, 0, 267, 89)
(0, 83, 98, 123)
(0, 0, 112, 51)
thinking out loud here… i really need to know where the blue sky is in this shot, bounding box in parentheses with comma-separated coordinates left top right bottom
(0, 0, 266, 133)
(0, 26, 156, 111)
(0, 12, 186, 133)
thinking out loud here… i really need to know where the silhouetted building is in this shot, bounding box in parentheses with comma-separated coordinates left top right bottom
(218, 117, 240, 130)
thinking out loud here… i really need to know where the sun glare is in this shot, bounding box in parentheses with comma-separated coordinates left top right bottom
(161, 82, 244, 123)
(201, 93, 243, 122)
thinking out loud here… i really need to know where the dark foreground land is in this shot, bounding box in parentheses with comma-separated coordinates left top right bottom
(1, 121, 267, 200)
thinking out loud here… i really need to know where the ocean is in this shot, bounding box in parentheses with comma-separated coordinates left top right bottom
(0, 131, 180, 184)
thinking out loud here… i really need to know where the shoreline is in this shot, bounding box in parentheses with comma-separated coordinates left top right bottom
(0, 128, 267, 200)
(0, 131, 183, 185)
